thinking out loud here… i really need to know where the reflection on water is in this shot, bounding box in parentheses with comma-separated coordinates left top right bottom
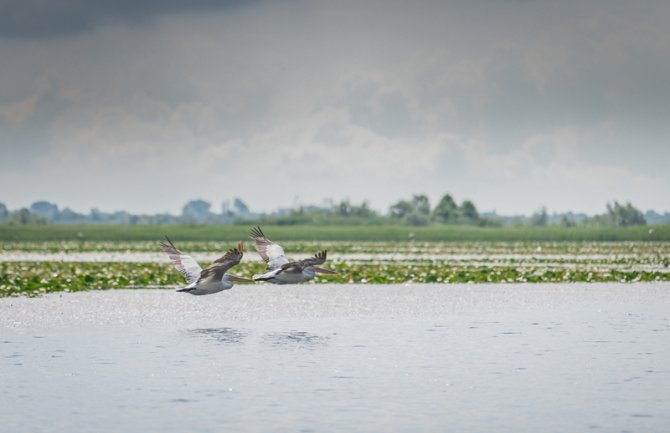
(262, 331, 330, 349)
(186, 328, 249, 344)
(186, 327, 330, 349)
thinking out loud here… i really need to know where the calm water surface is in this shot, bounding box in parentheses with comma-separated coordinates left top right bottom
(2, 284, 669, 433)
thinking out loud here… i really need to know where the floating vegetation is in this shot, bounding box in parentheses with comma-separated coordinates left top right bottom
(2, 257, 669, 297)
(2, 238, 669, 296)
(3, 240, 670, 255)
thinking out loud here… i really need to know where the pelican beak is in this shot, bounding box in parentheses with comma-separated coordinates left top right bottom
(228, 274, 254, 283)
(313, 267, 338, 275)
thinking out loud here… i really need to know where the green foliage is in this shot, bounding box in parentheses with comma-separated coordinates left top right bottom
(1, 196, 661, 230)
(5, 209, 48, 225)
(329, 200, 376, 218)
(4, 239, 670, 255)
(3, 246, 669, 297)
(389, 194, 431, 227)
(404, 211, 431, 226)
(332, 263, 669, 285)
(0, 261, 192, 297)
(389, 200, 414, 219)
(592, 201, 647, 227)
(432, 194, 481, 225)
(560, 215, 576, 227)
(3, 239, 669, 296)
(530, 206, 548, 226)
(411, 195, 431, 216)
(2, 224, 670, 242)
(433, 194, 459, 222)
(30, 201, 59, 220)
(389, 195, 431, 222)
(460, 200, 479, 222)
(248, 200, 384, 226)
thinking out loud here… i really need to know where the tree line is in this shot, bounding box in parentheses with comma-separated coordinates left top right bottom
(0, 195, 665, 227)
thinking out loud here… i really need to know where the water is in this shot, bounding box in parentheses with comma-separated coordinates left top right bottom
(2, 284, 670, 432)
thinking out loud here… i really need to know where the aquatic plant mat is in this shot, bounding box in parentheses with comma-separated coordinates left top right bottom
(2, 241, 669, 296)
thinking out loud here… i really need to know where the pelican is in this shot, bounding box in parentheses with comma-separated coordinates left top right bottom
(159, 236, 252, 295)
(249, 226, 337, 284)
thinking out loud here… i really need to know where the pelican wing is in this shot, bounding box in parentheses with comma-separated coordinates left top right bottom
(159, 236, 202, 285)
(249, 226, 289, 270)
(196, 242, 244, 285)
(284, 250, 328, 270)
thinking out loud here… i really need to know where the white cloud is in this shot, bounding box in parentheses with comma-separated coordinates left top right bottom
(1, 0, 669, 214)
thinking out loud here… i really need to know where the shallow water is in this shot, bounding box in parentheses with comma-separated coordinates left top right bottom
(2, 284, 670, 433)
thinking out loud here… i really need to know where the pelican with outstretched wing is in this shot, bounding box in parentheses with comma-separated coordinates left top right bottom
(160, 236, 252, 295)
(249, 226, 338, 284)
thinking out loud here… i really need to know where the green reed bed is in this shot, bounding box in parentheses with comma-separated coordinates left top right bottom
(2, 224, 670, 243)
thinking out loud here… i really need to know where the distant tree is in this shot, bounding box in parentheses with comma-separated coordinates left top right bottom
(334, 200, 352, 216)
(412, 195, 431, 215)
(389, 200, 414, 219)
(405, 210, 430, 226)
(604, 201, 646, 226)
(530, 207, 548, 226)
(111, 211, 132, 224)
(0, 202, 7, 222)
(90, 208, 105, 223)
(30, 201, 59, 221)
(354, 201, 376, 218)
(181, 199, 212, 220)
(233, 198, 250, 215)
(460, 200, 479, 222)
(560, 215, 576, 227)
(17, 209, 34, 225)
(644, 210, 670, 224)
(332, 200, 376, 217)
(56, 207, 87, 224)
(433, 194, 459, 223)
(221, 200, 230, 214)
(8, 208, 47, 225)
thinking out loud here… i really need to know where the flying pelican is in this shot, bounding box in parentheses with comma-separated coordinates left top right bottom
(249, 226, 337, 284)
(159, 236, 252, 295)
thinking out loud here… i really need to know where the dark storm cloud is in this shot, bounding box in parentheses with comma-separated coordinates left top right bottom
(0, 0, 260, 38)
(1, 0, 669, 214)
(0, 80, 65, 169)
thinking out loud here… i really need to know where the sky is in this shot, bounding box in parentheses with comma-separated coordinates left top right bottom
(1, 0, 669, 215)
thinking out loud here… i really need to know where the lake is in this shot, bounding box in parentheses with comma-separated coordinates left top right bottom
(2, 283, 669, 432)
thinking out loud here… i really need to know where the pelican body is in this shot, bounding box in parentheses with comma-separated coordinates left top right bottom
(249, 226, 337, 284)
(160, 237, 252, 295)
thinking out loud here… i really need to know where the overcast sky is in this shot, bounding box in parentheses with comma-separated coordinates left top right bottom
(1, 0, 668, 215)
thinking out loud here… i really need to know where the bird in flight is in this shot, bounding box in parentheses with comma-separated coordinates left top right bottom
(160, 236, 252, 295)
(249, 226, 337, 284)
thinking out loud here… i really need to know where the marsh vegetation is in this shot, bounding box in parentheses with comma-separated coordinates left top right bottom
(2, 231, 669, 296)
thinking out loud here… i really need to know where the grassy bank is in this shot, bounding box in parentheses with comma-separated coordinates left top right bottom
(1, 224, 669, 242)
